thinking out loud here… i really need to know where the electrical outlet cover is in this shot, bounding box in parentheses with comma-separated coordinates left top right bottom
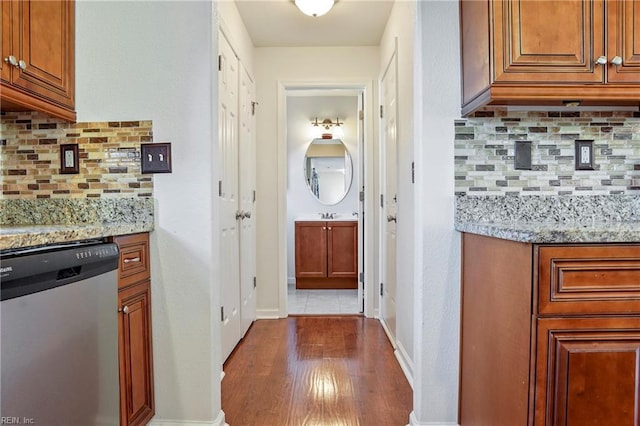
(514, 141, 532, 170)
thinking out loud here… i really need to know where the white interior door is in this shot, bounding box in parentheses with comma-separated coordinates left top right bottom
(380, 52, 398, 344)
(357, 93, 365, 313)
(238, 63, 256, 337)
(218, 32, 241, 362)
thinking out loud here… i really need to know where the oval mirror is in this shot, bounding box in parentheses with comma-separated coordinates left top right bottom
(303, 138, 353, 205)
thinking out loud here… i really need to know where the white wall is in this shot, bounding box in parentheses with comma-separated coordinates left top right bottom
(379, 0, 417, 382)
(254, 46, 379, 317)
(76, 1, 224, 424)
(286, 95, 359, 282)
(412, 1, 461, 425)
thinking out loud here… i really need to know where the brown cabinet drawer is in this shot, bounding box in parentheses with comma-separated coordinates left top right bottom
(537, 245, 640, 316)
(112, 233, 150, 289)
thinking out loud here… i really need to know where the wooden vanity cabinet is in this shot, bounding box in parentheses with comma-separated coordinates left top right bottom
(0, 0, 76, 121)
(111, 233, 155, 426)
(459, 233, 640, 426)
(460, 0, 640, 115)
(295, 221, 357, 289)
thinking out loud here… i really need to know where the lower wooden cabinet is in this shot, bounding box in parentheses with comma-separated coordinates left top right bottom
(294, 220, 357, 289)
(459, 233, 640, 426)
(112, 233, 154, 426)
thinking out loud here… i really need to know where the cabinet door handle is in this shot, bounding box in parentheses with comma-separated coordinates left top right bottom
(387, 215, 397, 223)
(4, 55, 17, 67)
(235, 211, 243, 220)
(595, 56, 607, 65)
(118, 305, 130, 314)
(17, 59, 26, 70)
(123, 257, 140, 263)
(611, 56, 623, 66)
(243, 211, 251, 219)
(328, 227, 332, 230)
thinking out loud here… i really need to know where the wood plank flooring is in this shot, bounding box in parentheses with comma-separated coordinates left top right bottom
(222, 316, 412, 426)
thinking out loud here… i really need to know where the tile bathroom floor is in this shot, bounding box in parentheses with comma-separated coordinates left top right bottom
(288, 285, 361, 315)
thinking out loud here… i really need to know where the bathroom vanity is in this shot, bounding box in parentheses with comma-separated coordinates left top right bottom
(294, 220, 357, 289)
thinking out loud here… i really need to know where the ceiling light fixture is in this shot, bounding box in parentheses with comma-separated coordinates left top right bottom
(294, 0, 335, 17)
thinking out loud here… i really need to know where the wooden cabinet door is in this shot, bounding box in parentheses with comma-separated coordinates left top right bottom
(0, 0, 11, 83)
(294, 221, 327, 278)
(10, 0, 74, 109)
(606, 0, 640, 83)
(535, 317, 640, 426)
(493, 0, 605, 84)
(118, 280, 155, 426)
(327, 221, 357, 278)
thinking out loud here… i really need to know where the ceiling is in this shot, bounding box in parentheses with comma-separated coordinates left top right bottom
(233, 0, 395, 47)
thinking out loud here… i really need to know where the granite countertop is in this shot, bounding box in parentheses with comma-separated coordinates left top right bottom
(455, 195, 640, 244)
(0, 222, 154, 251)
(0, 198, 154, 251)
(455, 220, 640, 244)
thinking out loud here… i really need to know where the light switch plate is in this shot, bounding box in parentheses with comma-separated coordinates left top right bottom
(141, 143, 172, 174)
(575, 140, 594, 170)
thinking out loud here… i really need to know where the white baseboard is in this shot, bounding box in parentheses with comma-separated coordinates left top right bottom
(379, 319, 397, 349)
(409, 412, 458, 426)
(149, 410, 226, 426)
(256, 308, 282, 319)
(394, 340, 414, 390)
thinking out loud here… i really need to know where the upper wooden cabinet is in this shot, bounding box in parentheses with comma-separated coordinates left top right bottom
(460, 0, 640, 115)
(1, 0, 76, 121)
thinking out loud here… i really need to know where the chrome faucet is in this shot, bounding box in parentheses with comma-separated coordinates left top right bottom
(319, 212, 336, 219)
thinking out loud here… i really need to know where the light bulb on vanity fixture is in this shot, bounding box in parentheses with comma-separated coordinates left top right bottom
(294, 0, 335, 17)
(311, 117, 344, 139)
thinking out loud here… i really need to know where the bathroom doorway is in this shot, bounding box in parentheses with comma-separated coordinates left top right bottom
(283, 86, 370, 316)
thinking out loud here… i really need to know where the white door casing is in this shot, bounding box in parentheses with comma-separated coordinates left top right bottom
(380, 50, 398, 345)
(218, 32, 242, 362)
(239, 63, 256, 337)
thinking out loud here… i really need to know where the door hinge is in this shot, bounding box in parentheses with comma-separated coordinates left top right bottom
(380, 194, 384, 208)
(380, 283, 384, 296)
(253, 276, 257, 288)
(379, 105, 384, 119)
(359, 110, 364, 120)
(253, 190, 256, 203)
(359, 272, 364, 283)
(359, 190, 365, 202)
(218, 55, 222, 72)
(218, 180, 223, 197)
(221, 306, 225, 322)
(251, 101, 258, 116)
(412, 161, 415, 184)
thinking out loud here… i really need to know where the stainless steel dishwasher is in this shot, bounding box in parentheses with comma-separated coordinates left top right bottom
(1, 239, 120, 426)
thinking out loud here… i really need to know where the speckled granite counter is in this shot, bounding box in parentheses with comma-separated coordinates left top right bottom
(455, 220, 640, 243)
(455, 195, 640, 244)
(0, 198, 154, 250)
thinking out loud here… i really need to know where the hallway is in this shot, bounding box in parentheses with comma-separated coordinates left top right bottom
(222, 316, 412, 425)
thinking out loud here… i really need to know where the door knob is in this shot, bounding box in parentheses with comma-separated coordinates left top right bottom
(595, 56, 607, 65)
(387, 215, 397, 223)
(611, 56, 623, 66)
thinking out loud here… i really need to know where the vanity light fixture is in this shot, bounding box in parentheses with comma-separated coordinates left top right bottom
(294, 0, 335, 17)
(312, 117, 344, 139)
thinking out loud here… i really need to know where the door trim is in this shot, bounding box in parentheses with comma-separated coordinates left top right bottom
(276, 79, 377, 318)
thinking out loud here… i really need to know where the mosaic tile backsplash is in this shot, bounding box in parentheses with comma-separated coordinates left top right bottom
(0, 111, 153, 199)
(455, 108, 640, 196)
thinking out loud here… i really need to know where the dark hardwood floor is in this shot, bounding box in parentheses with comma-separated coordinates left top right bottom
(222, 316, 412, 426)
